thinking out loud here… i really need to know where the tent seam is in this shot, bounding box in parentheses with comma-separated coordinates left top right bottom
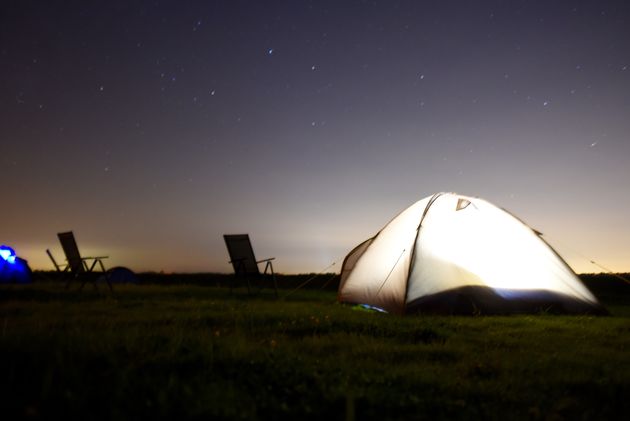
(402, 192, 446, 313)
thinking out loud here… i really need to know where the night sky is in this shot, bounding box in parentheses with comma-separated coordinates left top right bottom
(2, 1, 629, 274)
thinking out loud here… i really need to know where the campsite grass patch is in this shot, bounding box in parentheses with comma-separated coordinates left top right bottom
(0, 282, 628, 420)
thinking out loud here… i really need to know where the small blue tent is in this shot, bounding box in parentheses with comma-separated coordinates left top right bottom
(97, 267, 138, 284)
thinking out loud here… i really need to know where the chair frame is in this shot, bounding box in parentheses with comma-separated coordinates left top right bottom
(224, 234, 278, 297)
(48, 231, 113, 291)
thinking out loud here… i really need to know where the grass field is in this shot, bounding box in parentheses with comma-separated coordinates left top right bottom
(1, 275, 629, 420)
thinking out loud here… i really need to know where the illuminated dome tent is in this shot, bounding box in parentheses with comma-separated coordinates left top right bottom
(0, 245, 32, 284)
(338, 193, 605, 315)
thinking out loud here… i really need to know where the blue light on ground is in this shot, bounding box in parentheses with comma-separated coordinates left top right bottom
(355, 303, 388, 313)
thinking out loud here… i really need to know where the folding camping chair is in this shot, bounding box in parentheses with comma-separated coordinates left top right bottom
(47, 231, 113, 291)
(223, 234, 278, 297)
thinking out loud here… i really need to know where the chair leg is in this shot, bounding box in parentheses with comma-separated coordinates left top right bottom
(265, 261, 278, 298)
(79, 274, 88, 291)
(98, 260, 114, 293)
(234, 260, 251, 295)
(88, 261, 99, 291)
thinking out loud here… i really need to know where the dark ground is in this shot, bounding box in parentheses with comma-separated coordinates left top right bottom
(0, 272, 628, 420)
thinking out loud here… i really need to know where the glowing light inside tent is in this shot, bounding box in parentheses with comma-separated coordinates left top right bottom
(0, 246, 16, 265)
(421, 203, 540, 290)
(408, 196, 597, 304)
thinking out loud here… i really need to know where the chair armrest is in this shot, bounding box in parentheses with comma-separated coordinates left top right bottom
(81, 256, 109, 272)
(256, 258, 275, 263)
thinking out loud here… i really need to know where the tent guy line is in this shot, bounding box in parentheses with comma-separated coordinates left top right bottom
(376, 248, 406, 297)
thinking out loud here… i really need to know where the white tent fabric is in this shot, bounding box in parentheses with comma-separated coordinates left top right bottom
(338, 193, 603, 315)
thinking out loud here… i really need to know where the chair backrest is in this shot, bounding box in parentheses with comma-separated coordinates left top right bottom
(57, 231, 85, 273)
(223, 234, 260, 276)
